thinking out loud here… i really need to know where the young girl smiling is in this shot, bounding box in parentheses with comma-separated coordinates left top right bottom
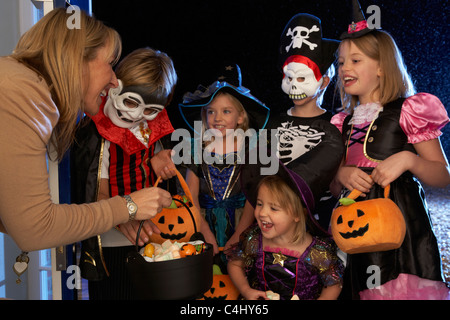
(181, 64, 270, 271)
(331, 2, 449, 299)
(227, 169, 343, 300)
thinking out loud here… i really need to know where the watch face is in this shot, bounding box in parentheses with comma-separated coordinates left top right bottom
(128, 203, 137, 213)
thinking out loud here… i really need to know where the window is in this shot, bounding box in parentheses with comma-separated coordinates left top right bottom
(39, 249, 53, 300)
(0, 234, 5, 297)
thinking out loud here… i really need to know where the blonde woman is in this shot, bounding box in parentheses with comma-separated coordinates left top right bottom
(0, 8, 172, 252)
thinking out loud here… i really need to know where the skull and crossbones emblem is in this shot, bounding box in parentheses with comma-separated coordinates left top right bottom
(285, 25, 320, 52)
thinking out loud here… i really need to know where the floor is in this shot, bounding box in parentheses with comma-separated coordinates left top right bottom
(78, 185, 449, 300)
(424, 185, 450, 285)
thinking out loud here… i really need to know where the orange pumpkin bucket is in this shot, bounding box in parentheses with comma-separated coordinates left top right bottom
(149, 169, 202, 244)
(200, 250, 240, 300)
(331, 184, 406, 254)
(126, 169, 213, 300)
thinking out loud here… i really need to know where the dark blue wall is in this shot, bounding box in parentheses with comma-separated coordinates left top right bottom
(92, 0, 449, 157)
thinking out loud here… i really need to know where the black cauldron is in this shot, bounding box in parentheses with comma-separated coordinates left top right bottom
(126, 197, 213, 300)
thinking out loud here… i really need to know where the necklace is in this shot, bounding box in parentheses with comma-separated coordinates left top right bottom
(139, 122, 151, 144)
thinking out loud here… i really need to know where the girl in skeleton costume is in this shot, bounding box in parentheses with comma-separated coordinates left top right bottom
(179, 64, 270, 269)
(227, 161, 344, 300)
(266, 13, 345, 231)
(71, 48, 177, 299)
(331, 0, 449, 300)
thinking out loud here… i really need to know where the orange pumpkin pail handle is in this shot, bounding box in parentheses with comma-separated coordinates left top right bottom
(346, 184, 391, 200)
(136, 168, 201, 248)
(345, 174, 391, 201)
(153, 168, 195, 204)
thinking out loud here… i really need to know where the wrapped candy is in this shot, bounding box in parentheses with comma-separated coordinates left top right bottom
(140, 239, 205, 262)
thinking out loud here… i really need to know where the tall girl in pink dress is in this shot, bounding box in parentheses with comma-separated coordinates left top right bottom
(330, 15, 450, 299)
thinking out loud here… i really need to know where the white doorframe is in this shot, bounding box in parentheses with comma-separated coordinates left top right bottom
(48, 155, 62, 300)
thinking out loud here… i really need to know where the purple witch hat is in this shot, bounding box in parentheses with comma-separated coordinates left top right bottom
(241, 156, 330, 237)
(340, 0, 374, 39)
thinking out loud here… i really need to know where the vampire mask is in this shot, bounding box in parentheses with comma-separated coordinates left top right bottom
(104, 80, 165, 128)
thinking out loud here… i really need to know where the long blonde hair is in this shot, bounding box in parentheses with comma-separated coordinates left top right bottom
(11, 8, 122, 161)
(337, 30, 415, 113)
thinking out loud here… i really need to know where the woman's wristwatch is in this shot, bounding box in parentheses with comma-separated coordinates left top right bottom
(123, 194, 138, 221)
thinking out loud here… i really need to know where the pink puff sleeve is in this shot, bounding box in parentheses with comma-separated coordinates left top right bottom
(400, 93, 449, 144)
(330, 111, 349, 133)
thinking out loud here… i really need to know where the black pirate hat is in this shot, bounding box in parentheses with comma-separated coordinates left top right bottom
(279, 13, 339, 79)
(340, 0, 374, 39)
(179, 63, 270, 134)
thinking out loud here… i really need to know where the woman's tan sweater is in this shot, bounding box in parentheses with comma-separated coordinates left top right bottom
(0, 57, 128, 251)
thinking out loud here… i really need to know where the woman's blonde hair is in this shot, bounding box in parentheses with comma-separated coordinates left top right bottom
(11, 8, 122, 161)
(337, 30, 415, 113)
(115, 47, 177, 105)
(257, 175, 307, 244)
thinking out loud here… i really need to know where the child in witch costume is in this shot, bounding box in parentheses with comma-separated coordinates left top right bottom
(71, 48, 178, 300)
(331, 0, 450, 299)
(179, 64, 270, 270)
(265, 13, 345, 231)
(227, 160, 344, 300)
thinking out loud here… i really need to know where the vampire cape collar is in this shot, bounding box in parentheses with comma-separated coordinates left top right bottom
(89, 97, 174, 155)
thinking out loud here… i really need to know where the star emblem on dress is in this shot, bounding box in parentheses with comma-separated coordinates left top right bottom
(272, 251, 287, 267)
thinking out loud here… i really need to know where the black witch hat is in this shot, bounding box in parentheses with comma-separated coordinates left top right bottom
(179, 63, 270, 134)
(279, 13, 339, 78)
(340, 0, 374, 39)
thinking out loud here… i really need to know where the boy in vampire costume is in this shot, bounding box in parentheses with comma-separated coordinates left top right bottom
(71, 48, 177, 299)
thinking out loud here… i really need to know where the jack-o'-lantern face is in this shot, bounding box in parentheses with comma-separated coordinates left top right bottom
(202, 275, 240, 300)
(148, 196, 201, 244)
(335, 209, 369, 239)
(331, 189, 406, 254)
(157, 214, 187, 240)
(200, 265, 240, 300)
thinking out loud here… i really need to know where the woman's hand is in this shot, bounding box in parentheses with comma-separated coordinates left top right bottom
(118, 219, 161, 246)
(129, 187, 172, 221)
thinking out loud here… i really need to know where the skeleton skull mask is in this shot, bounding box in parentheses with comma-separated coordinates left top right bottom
(281, 61, 323, 101)
(104, 80, 165, 128)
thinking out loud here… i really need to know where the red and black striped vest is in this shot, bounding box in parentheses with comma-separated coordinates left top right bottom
(108, 142, 156, 197)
